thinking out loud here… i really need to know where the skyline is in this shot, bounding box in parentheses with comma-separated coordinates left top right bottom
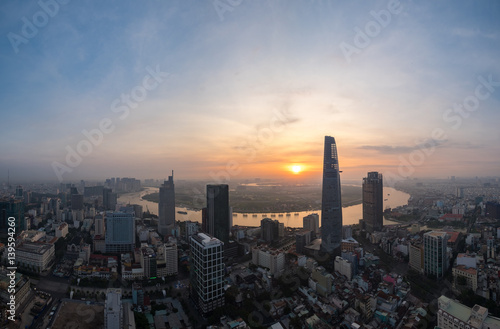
(1, 1, 500, 183)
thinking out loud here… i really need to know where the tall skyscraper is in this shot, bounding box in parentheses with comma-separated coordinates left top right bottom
(0, 198, 25, 236)
(69, 186, 78, 195)
(206, 184, 230, 244)
(424, 231, 449, 279)
(103, 188, 117, 211)
(321, 136, 343, 253)
(105, 212, 135, 253)
(190, 233, 225, 316)
(158, 171, 175, 235)
(362, 172, 383, 233)
(71, 193, 84, 211)
(15, 185, 23, 200)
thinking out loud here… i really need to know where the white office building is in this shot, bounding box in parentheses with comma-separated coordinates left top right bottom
(424, 231, 449, 279)
(437, 295, 500, 329)
(105, 288, 122, 329)
(251, 246, 285, 276)
(190, 233, 224, 316)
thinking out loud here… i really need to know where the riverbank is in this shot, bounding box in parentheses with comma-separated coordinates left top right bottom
(119, 186, 410, 227)
(141, 184, 363, 213)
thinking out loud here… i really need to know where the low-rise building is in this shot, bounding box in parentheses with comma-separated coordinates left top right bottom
(0, 268, 30, 310)
(310, 266, 333, 297)
(4, 241, 55, 273)
(341, 237, 360, 252)
(452, 265, 478, 292)
(456, 253, 477, 269)
(105, 288, 122, 329)
(437, 295, 500, 329)
(121, 264, 144, 281)
(356, 294, 376, 321)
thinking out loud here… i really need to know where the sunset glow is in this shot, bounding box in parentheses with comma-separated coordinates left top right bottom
(291, 165, 302, 174)
(0, 2, 498, 183)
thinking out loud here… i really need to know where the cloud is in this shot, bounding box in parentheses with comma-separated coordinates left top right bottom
(358, 138, 447, 154)
(451, 28, 497, 39)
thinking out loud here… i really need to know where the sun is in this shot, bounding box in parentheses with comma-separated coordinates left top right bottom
(291, 165, 302, 174)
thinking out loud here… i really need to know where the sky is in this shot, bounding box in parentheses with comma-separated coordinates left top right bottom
(0, 0, 499, 184)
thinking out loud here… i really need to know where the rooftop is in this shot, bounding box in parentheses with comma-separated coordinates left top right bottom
(192, 233, 223, 247)
(439, 214, 464, 220)
(453, 265, 477, 275)
(17, 241, 53, 254)
(425, 231, 448, 238)
(439, 296, 500, 327)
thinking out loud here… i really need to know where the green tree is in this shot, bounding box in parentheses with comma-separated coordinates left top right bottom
(457, 276, 467, 286)
(134, 312, 149, 329)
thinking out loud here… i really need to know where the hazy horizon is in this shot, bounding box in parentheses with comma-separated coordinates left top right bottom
(1, 1, 499, 183)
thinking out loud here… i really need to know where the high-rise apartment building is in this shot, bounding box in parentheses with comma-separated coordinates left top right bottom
(158, 172, 175, 235)
(251, 245, 285, 276)
(261, 217, 279, 243)
(103, 188, 117, 211)
(140, 246, 157, 279)
(190, 233, 224, 316)
(206, 184, 230, 244)
(303, 213, 319, 235)
(321, 136, 343, 253)
(362, 172, 383, 233)
(94, 214, 105, 236)
(334, 256, 353, 280)
(105, 212, 135, 253)
(163, 243, 178, 276)
(424, 231, 449, 278)
(296, 230, 312, 254)
(185, 221, 198, 240)
(409, 242, 424, 273)
(71, 193, 84, 211)
(15, 185, 23, 200)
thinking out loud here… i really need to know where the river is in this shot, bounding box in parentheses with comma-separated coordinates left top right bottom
(118, 186, 409, 228)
